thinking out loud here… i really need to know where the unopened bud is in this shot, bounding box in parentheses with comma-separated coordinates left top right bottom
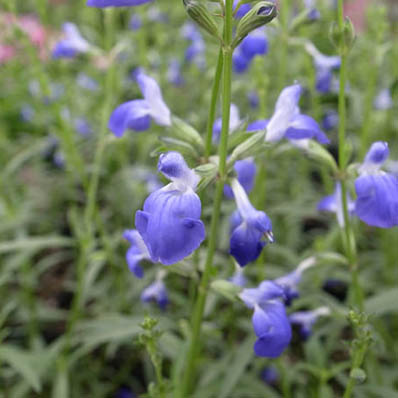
(329, 17, 355, 55)
(233, 1, 277, 48)
(183, 0, 221, 41)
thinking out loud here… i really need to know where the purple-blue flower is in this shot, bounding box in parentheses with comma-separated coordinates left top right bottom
(135, 152, 206, 265)
(213, 103, 241, 142)
(233, 29, 268, 74)
(77, 73, 99, 91)
(229, 179, 273, 266)
(167, 58, 184, 87)
(109, 72, 171, 137)
(261, 366, 279, 385)
(224, 158, 257, 199)
(87, 0, 153, 7)
(74, 118, 93, 136)
(318, 182, 355, 227)
(305, 42, 341, 94)
(248, 91, 259, 109)
(322, 110, 338, 131)
(182, 23, 206, 68)
(240, 281, 292, 357)
(123, 229, 152, 278)
(233, 0, 251, 19)
(129, 14, 142, 30)
(304, 0, 320, 20)
(355, 142, 398, 228)
(274, 257, 316, 305)
(289, 307, 330, 340)
(52, 23, 91, 59)
(141, 278, 169, 310)
(247, 119, 269, 132)
(374, 88, 393, 110)
(265, 83, 329, 144)
(229, 267, 247, 287)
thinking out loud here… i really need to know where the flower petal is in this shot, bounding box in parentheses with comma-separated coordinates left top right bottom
(108, 100, 151, 137)
(87, 0, 153, 7)
(285, 114, 330, 144)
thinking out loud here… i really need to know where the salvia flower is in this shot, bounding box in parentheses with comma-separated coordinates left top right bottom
(318, 182, 355, 228)
(373, 88, 393, 111)
(109, 72, 171, 137)
(322, 110, 338, 131)
(52, 23, 91, 59)
(274, 257, 316, 305)
(289, 306, 330, 340)
(304, 42, 341, 94)
(181, 22, 206, 68)
(229, 179, 273, 266)
(167, 58, 184, 87)
(261, 366, 279, 385)
(77, 73, 99, 91)
(140, 273, 168, 310)
(233, 28, 268, 74)
(224, 158, 257, 199)
(123, 229, 152, 278)
(304, 0, 321, 20)
(265, 83, 329, 144)
(135, 152, 206, 265)
(355, 141, 398, 228)
(233, 0, 251, 19)
(213, 103, 241, 142)
(229, 265, 248, 287)
(240, 281, 292, 357)
(87, 0, 153, 8)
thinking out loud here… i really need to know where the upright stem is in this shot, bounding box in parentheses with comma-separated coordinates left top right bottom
(84, 9, 115, 237)
(179, 2, 233, 396)
(205, 49, 224, 159)
(278, 0, 290, 90)
(336, 0, 363, 306)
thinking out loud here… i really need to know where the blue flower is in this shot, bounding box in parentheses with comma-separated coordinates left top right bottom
(240, 281, 291, 358)
(129, 14, 142, 30)
(141, 278, 169, 310)
(229, 267, 247, 287)
(274, 257, 316, 305)
(248, 91, 259, 109)
(213, 103, 241, 142)
(304, 0, 320, 20)
(261, 366, 279, 385)
(233, 29, 268, 74)
(21, 105, 35, 122)
(182, 23, 206, 68)
(289, 307, 330, 340)
(318, 182, 355, 227)
(123, 229, 152, 278)
(74, 117, 93, 136)
(305, 42, 341, 94)
(135, 152, 206, 265)
(52, 23, 91, 59)
(224, 158, 257, 199)
(322, 110, 338, 131)
(265, 83, 329, 144)
(229, 179, 273, 266)
(374, 88, 393, 110)
(355, 142, 398, 228)
(167, 58, 184, 87)
(77, 73, 99, 91)
(109, 72, 171, 137)
(247, 119, 269, 132)
(87, 0, 153, 7)
(233, 0, 251, 18)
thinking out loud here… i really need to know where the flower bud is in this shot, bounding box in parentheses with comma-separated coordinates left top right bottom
(183, 0, 221, 41)
(233, 2, 277, 48)
(329, 17, 355, 55)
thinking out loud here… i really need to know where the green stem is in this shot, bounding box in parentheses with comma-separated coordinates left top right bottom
(205, 49, 224, 159)
(179, 1, 234, 396)
(278, 0, 290, 90)
(336, 0, 362, 308)
(84, 9, 115, 237)
(343, 343, 369, 398)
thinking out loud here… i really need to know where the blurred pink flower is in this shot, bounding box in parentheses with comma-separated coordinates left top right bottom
(343, 0, 372, 32)
(0, 44, 15, 64)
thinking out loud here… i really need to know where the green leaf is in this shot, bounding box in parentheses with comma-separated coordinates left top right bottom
(170, 116, 204, 150)
(52, 365, 69, 398)
(365, 288, 398, 315)
(210, 280, 241, 301)
(0, 345, 42, 393)
(228, 131, 266, 166)
(218, 336, 255, 398)
(0, 236, 75, 254)
(159, 136, 200, 158)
